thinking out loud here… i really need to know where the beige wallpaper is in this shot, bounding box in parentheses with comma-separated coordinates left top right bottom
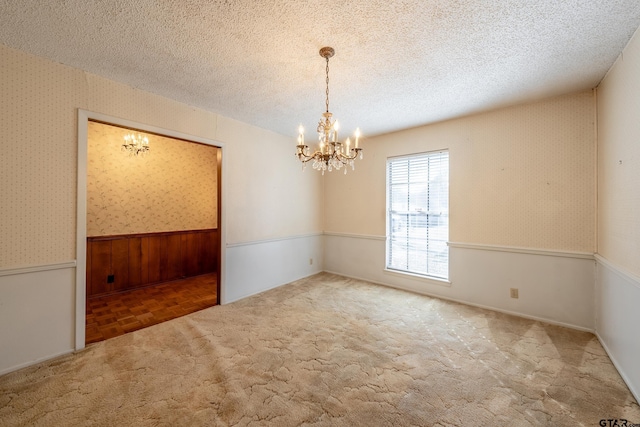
(324, 91, 596, 253)
(87, 122, 217, 236)
(0, 44, 323, 268)
(0, 45, 83, 267)
(597, 29, 640, 276)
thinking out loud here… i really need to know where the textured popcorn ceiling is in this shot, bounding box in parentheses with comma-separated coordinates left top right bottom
(1, 1, 639, 137)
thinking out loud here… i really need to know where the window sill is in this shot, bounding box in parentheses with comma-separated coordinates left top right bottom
(383, 269, 452, 287)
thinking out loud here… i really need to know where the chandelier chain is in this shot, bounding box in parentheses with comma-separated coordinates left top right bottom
(325, 56, 330, 113)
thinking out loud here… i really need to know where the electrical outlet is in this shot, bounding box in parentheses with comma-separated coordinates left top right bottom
(309, 258, 313, 265)
(510, 288, 519, 299)
(107, 274, 115, 284)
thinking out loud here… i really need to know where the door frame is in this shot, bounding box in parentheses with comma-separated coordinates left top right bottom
(76, 109, 225, 350)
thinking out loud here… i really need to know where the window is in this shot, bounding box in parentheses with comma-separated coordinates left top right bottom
(386, 151, 449, 279)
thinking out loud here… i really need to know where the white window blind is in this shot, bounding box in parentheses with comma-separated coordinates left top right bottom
(386, 151, 449, 279)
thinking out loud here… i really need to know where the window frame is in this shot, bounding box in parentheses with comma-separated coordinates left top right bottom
(385, 150, 450, 282)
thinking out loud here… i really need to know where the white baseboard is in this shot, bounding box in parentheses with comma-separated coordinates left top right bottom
(0, 349, 74, 377)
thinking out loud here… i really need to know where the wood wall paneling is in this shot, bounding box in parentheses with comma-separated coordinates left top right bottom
(86, 239, 93, 296)
(111, 239, 129, 292)
(140, 237, 150, 285)
(86, 229, 217, 298)
(166, 234, 182, 281)
(202, 230, 217, 272)
(158, 235, 169, 283)
(186, 232, 200, 277)
(148, 236, 161, 284)
(128, 237, 142, 289)
(89, 240, 112, 296)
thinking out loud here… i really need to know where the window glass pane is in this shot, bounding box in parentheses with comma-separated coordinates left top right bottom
(386, 151, 449, 279)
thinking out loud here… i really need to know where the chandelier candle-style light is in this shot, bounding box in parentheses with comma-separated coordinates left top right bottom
(122, 132, 150, 156)
(296, 46, 363, 174)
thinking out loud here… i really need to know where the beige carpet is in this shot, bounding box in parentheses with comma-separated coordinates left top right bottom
(1, 273, 638, 426)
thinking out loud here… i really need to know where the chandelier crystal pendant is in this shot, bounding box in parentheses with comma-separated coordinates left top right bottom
(122, 132, 150, 156)
(296, 47, 363, 175)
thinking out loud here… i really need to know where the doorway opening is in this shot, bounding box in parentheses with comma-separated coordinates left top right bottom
(76, 111, 223, 348)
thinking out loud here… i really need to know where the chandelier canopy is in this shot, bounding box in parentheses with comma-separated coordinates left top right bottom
(296, 47, 363, 174)
(122, 132, 150, 156)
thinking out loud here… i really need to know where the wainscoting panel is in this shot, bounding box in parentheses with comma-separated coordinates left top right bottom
(324, 233, 595, 330)
(87, 229, 218, 297)
(595, 255, 640, 402)
(0, 263, 76, 375)
(224, 234, 323, 303)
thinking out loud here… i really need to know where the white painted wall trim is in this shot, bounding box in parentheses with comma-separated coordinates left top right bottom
(76, 109, 226, 349)
(322, 234, 595, 260)
(0, 266, 76, 375)
(594, 256, 640, 404)
(448, 241, 594, 260)
(596, 332, 640, 405)
(595, 253, 640, 290)
(76, 109, 89, 352)
(224, 233, 323, 303)
(324, 269, 594, 333)
(324, 233, 595, 330)
(227, 232, 323, 248)
(323, 231, 386, 241)
(0, 261, 76, 277)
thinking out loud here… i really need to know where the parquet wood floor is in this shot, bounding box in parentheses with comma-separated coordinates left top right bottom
(85, 273, 217, 345)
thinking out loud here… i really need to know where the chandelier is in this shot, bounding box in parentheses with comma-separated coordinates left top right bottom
(296, 47, 363, 174)
(122, 132, 150, 156)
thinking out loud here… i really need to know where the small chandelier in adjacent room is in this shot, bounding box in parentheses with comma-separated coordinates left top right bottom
(122, 132, 150, 156)
(296, 46, 363, 174)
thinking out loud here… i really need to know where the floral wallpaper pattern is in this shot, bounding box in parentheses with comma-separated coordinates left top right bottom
(87, 121, 217, 237)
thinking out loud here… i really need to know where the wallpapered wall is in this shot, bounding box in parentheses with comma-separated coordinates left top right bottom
(323, 91, 596, 253)
(0, 43, 323, 268)
(0, 45, 83, 266)
(87, 121, 218, 236)
(597, 29, 640, 277)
